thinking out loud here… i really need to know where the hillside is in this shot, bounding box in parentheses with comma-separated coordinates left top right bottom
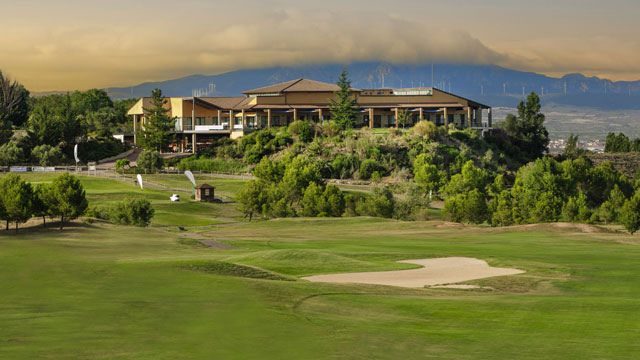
(106, 62, 640, 110)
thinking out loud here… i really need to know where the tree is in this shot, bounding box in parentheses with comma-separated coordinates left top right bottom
(141, 89, 176, 151)
(500, 92, 549, 160)
(0, 142, 24, 166)
(31, 144, 63, 166)
(32, 183, 54, 227)
(0, 71, 30, 144)
(443, 189, 488, 224)
(0, 173, 33, 232)
(329, 68, 358, 131)
(236, 180, 268, 221)
(510, 157, 567, 223)
(49, 173, 88, 230)
(620, 191, 640, 234)
(57, 94, 85, 149)
(27, 99, 63, 146)
(604, 132, 631, 153)
(600, 184, 627, 224)
(137, 150, 164, 171)
(396, 108, 410, 129)
(564, 133, 583, 159)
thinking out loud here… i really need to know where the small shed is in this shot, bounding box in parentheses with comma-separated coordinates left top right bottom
(195, 183, 215, 202)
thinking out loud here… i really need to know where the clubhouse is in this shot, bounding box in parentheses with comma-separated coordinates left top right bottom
(126, 78, 492, 152)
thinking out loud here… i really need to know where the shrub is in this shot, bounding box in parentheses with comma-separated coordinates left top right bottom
(177, 157, 246, 173)
(115, 158, 130, 171)
(321, 120, 341, 137)
(412, 121, 438, 139)
(356, 187, 395, 218)
(31, 144, 63, 166)
(108, 198, 154, 226)
(288, 120, 314, 142)
(137, 150, 164, 171)
(359, 159, 379, 180)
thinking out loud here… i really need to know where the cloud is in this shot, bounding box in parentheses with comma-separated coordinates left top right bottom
(0, 7, 509, 91)
(2, 2, 640, 91)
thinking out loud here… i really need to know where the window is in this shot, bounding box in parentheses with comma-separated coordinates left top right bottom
(196, 117, 206, 125)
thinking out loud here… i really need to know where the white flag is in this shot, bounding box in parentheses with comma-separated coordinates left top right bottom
(74, 144, 79, 163)
(137, 174, 144, 190)
(184, 170, 196, 187)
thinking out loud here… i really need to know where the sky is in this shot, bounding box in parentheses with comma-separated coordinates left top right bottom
(2, 0, 640, 91)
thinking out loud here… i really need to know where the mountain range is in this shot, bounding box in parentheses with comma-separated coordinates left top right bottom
(105, 62, 640, 110)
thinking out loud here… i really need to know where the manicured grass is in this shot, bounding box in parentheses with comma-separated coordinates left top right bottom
(1, 174, 639, 359)
(143, 174, 247, 201)
(5, 173, 241, 226)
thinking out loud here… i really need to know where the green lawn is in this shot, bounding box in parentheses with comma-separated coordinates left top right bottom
(11, 173, 242, 226)
(1, 174, 639, 359)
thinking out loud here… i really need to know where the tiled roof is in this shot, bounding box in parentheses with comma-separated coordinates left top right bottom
(243, 78, 361, 95)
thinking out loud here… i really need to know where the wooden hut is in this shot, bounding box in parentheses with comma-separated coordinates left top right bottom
(194, 183, 215, 202)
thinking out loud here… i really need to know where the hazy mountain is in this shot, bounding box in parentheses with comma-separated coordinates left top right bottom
(106, 62, 640, 110)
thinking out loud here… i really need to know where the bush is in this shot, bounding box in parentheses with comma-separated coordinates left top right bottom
(359, 159, 379, 180)
(31, 144, 63, 166)
(108, 198, 154, 226)
(412, 121, 438, 139)
(137, 150, 164, 171)
(177, 157, 246, 173)
(288, 120, 314, 142)
(115, 158, 130, 171)
(356, 187, 395, 218)
(78, 138, 125, 163)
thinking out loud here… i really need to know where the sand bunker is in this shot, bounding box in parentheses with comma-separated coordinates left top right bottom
(302, 257, 524, 288)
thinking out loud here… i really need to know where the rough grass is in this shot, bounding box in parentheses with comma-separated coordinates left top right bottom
(176, 260, 292, 281)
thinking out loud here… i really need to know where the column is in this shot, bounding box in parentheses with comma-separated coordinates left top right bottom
(318, 108, 323, 124)
(267, 109, 272, 128)
(488, 108, 493, 128)
(476, 108, 483, 127)
(133, 114, 138, 146)
(217, 110, 222, 126)
(293, 108, 297, 124)
(419, 107, 424, 122)
(242, 109, 246, 128)
(191, 133, 196, 154)
(394, 108, 399, 129)
(443, 107, 449, 127)
(466, 107, 472, 128)
(369, 108, 374, 128)
(192, 101, 196, 131)
(229, 110, 234, 128)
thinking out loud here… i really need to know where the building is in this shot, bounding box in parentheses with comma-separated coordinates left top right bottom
(194, 183, 215, 202)
(126, 78, 492, 153)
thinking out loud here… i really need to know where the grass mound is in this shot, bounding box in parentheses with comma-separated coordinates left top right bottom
(177, 260, 292, 281)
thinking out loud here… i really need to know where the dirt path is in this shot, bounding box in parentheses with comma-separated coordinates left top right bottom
(302, 257, 524, 288)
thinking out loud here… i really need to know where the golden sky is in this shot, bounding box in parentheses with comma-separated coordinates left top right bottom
(2, 0, 640, 91)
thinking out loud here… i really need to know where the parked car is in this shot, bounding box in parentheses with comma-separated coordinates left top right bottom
(170, 194, 180, 202)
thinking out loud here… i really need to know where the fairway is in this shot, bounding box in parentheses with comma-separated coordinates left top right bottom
(1, 174, 639, 359)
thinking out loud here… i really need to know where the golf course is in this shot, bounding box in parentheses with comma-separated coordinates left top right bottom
(1, 173, 639, 359)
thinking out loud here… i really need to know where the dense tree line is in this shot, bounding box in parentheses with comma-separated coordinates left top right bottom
(0, 69, 137, 166)
(604, 132, 640, 153)
(0, 173, 87, 231)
